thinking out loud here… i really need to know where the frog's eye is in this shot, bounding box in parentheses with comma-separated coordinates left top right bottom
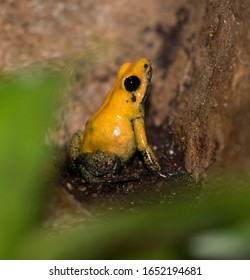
(124, 76, 141, 92)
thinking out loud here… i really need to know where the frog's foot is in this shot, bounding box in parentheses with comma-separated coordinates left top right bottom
(75, 151, 122, 184)
(80, 151, 122, 177)
(141, 146, 161, 172)
(78, 165, 106, 184)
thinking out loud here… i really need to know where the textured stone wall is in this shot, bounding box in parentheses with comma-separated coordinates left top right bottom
(169, 0, 250, 176)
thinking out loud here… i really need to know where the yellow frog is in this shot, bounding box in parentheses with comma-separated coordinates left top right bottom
(68, 58, 162, 183)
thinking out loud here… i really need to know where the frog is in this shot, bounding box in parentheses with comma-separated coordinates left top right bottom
(68, 58, 163, 184)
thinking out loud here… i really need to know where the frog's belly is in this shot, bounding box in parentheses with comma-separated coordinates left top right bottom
(81, 117, 136, 162)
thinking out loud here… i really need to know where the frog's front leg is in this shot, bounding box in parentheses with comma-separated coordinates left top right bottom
(132, 116, 161, 172)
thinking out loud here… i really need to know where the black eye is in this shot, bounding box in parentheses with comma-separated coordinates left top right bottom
(124, 76, 141, 92)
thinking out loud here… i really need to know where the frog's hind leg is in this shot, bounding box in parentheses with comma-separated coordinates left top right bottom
(81, 151, 122, 177)
(75, 151, 122, 184)
(67, 130, 85, 174)
(68, 130, 85, 160)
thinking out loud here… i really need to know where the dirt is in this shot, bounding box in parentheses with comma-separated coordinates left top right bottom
(47, 122, 202, 223)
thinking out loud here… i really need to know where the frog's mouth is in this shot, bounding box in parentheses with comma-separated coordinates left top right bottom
(141, 69, 152, 104)
(141, 83, 151, 104)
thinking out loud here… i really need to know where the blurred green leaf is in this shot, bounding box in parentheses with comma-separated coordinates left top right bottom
(187, 220, 250, 259)
(15, 175, 250, 259)
(0, 70, 63, 258)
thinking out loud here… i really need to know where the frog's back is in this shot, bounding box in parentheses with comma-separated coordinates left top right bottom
(81, 109, 136, 162)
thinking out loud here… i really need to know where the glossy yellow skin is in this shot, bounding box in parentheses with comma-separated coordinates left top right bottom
(68, 58, 161, 183)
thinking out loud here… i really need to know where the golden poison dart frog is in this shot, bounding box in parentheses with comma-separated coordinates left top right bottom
(68, 58, 162, 183)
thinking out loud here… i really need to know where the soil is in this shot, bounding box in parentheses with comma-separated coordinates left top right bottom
(45, 122, 202, 225)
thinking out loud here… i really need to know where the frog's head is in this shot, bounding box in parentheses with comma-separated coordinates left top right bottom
(116, 58, 152, 106)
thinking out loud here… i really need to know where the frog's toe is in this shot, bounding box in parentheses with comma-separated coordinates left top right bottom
(80, 167, 105, 184)
(156, 171, 167, 178)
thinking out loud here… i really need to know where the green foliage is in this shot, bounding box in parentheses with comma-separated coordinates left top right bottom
(0, 69, 249, 260)
(16, 180, 250, 259)
(0, 70, 63, 258)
